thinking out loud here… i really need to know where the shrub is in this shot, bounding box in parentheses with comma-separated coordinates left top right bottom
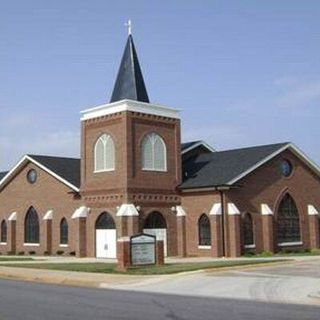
(43, 251, 50, 256)
(7, 251, 15, 255)
(310, 248, 320, 255)
(69, 251, 76, 256)
(56, 250, 64, 255)
(18, 251, 25, 255)
(29, 251, 36, 255)
(259, 250, 273, 257)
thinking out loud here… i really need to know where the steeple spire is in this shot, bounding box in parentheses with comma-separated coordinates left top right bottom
(110, 29, 150, 103)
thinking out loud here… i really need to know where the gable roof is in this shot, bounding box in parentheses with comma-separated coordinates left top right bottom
(0, 172, 8, 181)
(110, 35, 149, 103)
(28, 155, 80, 189)
(180, 142, 320, 190)
(0, 155, 80, 192)
(181, 140, 215, 154)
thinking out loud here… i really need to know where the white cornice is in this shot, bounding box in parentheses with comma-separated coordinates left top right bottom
(0, 155, 79, 193)
(181, 140, 215, 155)
(227, 143, 320, 185)
(80, 99, 180, 121)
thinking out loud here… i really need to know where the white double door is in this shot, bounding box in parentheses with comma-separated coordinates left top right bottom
(143, 228, 167, 257)
(96, 229, 117, 258)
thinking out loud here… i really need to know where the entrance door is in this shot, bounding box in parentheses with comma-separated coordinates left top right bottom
(143, 228, 167, 256)
(143, 211, 167, 257)
(95, 212, 117, 259)
(96, 229, 116, 258)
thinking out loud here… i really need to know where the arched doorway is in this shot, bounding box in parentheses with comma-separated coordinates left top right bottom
(143, 212, 168, 256)
(95, 212, 116, 258)
(277, 194, 301, 245)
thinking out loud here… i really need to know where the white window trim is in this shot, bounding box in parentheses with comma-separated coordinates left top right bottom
(244, 244, 256, 249)
(198, 245, 211, 250)
(94, 168, 115, 173)
(94, 134, 115, 173)
(0, 242, 7, 245)
(278, 241, 303, 247)
(59, 244, 69, 248)
(23, 243, 40, 247)
(141, 133, 167, 172)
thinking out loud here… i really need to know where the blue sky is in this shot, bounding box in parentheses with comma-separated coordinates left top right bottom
(1, 1, 320, 170)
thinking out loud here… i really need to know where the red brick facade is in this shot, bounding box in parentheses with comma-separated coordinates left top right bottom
(0, 109, 319, 258)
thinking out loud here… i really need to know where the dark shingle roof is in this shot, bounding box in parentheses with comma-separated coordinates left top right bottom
(110, 35, 149, 103)
(0, 172, 8, 181)
(28, 155, 80, 188)
(181, 141, 202, 152)
(180, 142, 289, 189)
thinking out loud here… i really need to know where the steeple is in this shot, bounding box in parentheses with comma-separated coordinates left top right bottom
(110, 34, 150, 103)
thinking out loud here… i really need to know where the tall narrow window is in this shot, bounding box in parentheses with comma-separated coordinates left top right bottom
(277, 194, 301, 243)
(25, 207, 39, 243)
(141, 133, 167, 171)
(243, 213, 254, 247)
(60, 218, 68, 245)
(94, 134, 115, 172)
(0, 220, 7, 243)
(198, 214, 211, 246)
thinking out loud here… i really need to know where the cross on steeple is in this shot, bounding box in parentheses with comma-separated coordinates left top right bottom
(125, 19, 132, 36)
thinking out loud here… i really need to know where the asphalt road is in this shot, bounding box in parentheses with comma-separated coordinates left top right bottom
(0, 278, 319, 320)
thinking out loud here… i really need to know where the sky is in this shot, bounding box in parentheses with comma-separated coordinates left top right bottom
(1, 1, 320, 170)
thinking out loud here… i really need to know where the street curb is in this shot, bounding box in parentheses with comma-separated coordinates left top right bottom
(0, 259, 293, 290)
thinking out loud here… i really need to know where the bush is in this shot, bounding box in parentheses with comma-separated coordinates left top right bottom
(7, 251, 15, 255)
(259, 251, 273, 257)
(310, 248, 320, 255)
(43, 251, 50, 256)
(28, 251, 36, 255)
(18, 251, 25, 255)
(69, 251, 76, 256)
(56, 250, 64, 255)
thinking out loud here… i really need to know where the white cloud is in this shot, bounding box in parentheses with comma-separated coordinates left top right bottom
(275, 81, 320, 110)
(0, 113, 79, 170)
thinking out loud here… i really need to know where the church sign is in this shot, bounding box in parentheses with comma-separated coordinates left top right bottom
(130, 233, 156, 266)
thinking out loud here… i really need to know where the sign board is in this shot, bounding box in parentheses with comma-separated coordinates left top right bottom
(130, 233, 156, 266)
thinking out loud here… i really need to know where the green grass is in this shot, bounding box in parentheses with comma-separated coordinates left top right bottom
(244, 248, 320, 258)
(0, 257, 34, 262)
(0, 259, 285, 275)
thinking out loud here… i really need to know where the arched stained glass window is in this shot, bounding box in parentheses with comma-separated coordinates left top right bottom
(25, 207, 39, 243)
(277, 194, 301, 243)
(141, 133, 167, 171)
(60, 218, 68, 245)
(95, 212, 116, 229)
(144, 212, 167, 229)
(243, 213, 254, 246)
(0, 220, 7, 243)
(94, 134, 115, 172)
(198, 214, 211, 246)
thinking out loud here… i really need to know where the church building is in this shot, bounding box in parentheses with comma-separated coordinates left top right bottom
(0, 33, 320, 258)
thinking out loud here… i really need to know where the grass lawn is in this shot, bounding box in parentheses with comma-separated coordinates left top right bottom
(0, 259, 286, 275)
(0, 257, 34, 262)
(244, 249, 320, 258)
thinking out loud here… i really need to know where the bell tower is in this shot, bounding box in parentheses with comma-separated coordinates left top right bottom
(80, 30, 181, 255)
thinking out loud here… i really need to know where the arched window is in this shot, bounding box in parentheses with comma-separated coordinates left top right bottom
(60, 218, 68, 245)
(144, 212, 167, 229)
(25, 207, 39, 243)
(277, 194, 301, 243)
(95, 212, 116, 229)
(198, 214, 211, 246)
(94, 134, 115, 172)
(243, 213, 254, 246)
(141, 133, 167, 171)
(0, 220, 7, 243)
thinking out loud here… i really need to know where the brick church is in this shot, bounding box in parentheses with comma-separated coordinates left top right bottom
(0, 33, 320, 258)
